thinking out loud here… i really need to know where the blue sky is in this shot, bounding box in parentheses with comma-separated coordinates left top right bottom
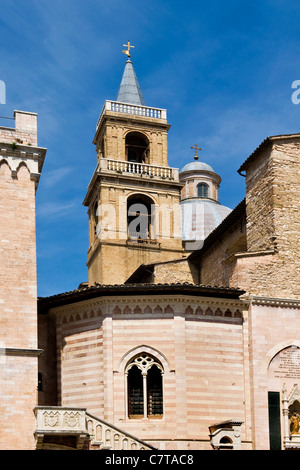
(1, 0, 300, 297)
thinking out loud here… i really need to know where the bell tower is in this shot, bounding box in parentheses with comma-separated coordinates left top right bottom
(83, 45, 184, 285)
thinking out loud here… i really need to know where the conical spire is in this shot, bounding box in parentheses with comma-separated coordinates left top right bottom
(116, 59, 145, 106)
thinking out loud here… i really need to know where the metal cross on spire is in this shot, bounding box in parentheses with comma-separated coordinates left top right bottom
(122, 41, 135, 59)
(191, 144, 202, 161)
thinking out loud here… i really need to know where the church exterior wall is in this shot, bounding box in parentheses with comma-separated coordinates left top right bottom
(190, 138, 300, 300)
(236, 137, 300, 299)
(153, 259, 199, 284)
(46, 294, 250, 450)
(246, 298, 300, 450)
(39, 289, 300, 451)
(199, 215, 247, 288)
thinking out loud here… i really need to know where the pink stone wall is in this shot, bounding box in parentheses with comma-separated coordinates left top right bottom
(247, 302, 300, 450)
(51, 299, 249, 450)
(0, 162, 38, 450)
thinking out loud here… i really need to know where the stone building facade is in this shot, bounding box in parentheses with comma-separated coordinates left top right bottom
(0, 54, 299, 451)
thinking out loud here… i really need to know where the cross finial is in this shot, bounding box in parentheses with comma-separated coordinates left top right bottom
(122, 41, 135, 59)
(191, 144, 202, 161)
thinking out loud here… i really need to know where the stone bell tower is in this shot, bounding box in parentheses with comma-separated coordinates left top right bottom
(83, 45, 184, 285)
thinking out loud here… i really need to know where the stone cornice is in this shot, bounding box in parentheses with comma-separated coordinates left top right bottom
(45, 294, 247, 326)
(223, 249, 276, 265)
(0, 143, 47, 188)
(245, 295, 300, 308)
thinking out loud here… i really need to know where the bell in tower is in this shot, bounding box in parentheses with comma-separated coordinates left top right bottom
(83, 44, 184, 286)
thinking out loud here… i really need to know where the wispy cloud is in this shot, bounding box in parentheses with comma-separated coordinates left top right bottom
(42, 166, 73, 187)
(36, 200, 77, 219)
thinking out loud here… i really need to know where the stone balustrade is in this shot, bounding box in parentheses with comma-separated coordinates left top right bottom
(97, 100, 167, 129)
(34, 406, 154, 450)
(86, 412, 153, 450)
(99, 158, 178, 180)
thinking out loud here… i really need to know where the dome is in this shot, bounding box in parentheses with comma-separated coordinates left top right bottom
(180, 161, 214, 174)
(180, 199, 232, 245)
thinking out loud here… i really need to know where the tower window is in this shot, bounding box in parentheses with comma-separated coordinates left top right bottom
(126, 132, 149, 164)
(126, 354, 163, 419)
(197, 183, 209, 198)
(127, 194, 154, 240)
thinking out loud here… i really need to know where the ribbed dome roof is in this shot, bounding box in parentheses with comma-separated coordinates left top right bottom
(180, 161, 214, 173)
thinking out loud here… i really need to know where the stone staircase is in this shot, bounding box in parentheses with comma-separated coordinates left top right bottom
(34, 406, 155, 451)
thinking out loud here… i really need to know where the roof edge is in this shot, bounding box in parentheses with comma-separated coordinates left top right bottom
(238, 133, 300, 174)
(188, 198, 246, 263)
(38, 282, 246, 314)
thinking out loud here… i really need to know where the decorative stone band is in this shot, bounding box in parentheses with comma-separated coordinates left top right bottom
(46, 295, 246, 327)
(0, 144, 46, 189)
(245, 295, 300, 309)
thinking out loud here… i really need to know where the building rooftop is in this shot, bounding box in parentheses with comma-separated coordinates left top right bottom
(38, 282, 245, 313)
(181, 199, 232, 243)
(180, 161, 214, 174)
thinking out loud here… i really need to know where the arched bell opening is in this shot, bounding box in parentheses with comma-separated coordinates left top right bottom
(125, 132, 149, 164)
(127, 194, 154, 241)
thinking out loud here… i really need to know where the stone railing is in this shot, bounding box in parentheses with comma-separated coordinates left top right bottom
(97, 100, 167, 129)
(34, 406, 154, 450)
(86, 412, 154, 450)
(99, 158, 178, 180)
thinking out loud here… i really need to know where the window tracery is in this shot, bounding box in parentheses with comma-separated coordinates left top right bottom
(126, 354, 163, 419)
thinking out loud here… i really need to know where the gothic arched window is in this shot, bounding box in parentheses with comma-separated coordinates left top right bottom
(126, 354, 163, 419)
(197, 183, 209, 198)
